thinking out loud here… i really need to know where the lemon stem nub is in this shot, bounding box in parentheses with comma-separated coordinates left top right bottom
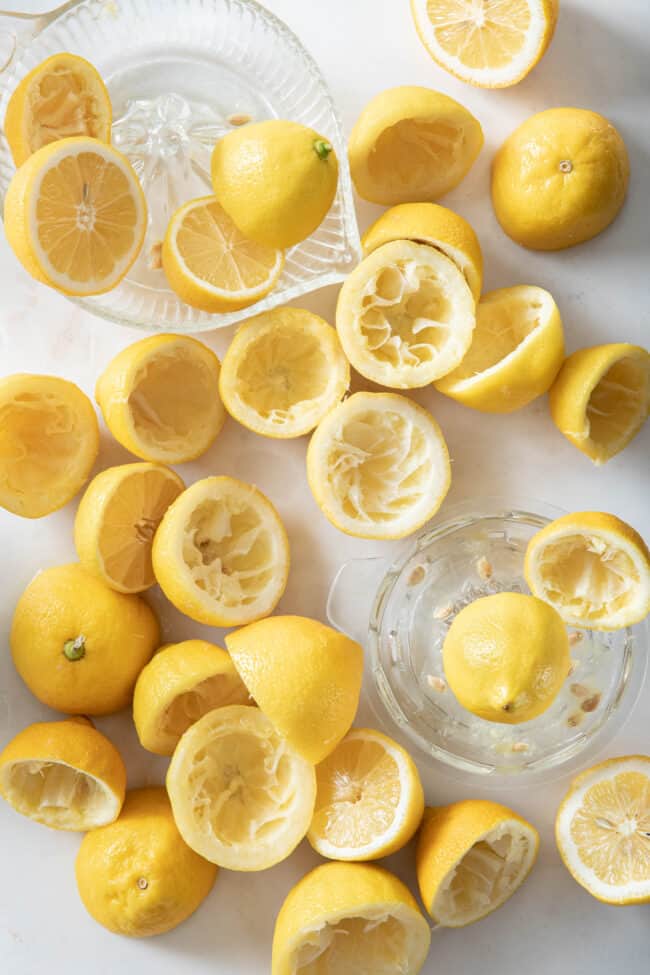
(314, 139, 333, 161)
(63, 635, 86, 661)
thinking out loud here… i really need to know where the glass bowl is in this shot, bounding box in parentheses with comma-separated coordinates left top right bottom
(0, 0, 360, 331)
(328, 498, 647, 783)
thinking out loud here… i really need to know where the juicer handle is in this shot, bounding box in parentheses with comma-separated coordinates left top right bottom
(0, 1, 77, 73)
(326, 556, 387, 645)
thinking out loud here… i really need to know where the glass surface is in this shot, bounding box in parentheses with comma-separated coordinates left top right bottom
(0, 0, 361, 331)
(329, 499, 647, 782)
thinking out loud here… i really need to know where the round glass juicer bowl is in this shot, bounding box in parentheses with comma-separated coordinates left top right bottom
(0, 0, 360, 331)
(327, 498, 647, 784)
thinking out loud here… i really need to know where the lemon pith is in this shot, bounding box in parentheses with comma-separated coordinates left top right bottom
(166, 705, 316, 871)
(74, 462, 185, 593)
(307, 391, 451, 540)
(133, 640, 251, 756)
(348, 85, 483, 205)
(555, 756, 650, 905)
(75, 786, 218, 936)
(272, 861, 432, 975)
(219, 307, 350, 438)
(525, 511, 650, 630)
(308, 727, 425, 861)
(152, 476, 290, 627)
(95, 334, 227, 463)
(0, 718, 126, 831)
(0, 373, 99, 518)
(4, 136, 147, 295)
(417, 800, 540, 926)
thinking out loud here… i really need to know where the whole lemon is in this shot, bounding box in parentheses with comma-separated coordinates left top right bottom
(443, 592, 570, 724)
(491, 107, 629, 251)
(211, 119, 339, 250)
(75, 787, 217, 937)
(11, 563, 159, 715)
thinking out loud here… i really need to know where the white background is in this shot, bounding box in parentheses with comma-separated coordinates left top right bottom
(1, 0, 649, 972)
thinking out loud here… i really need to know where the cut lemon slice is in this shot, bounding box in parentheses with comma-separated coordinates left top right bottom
(435, 285, 565, 413)
(133, 640, 251, 756)
(524, 511, 650, 630)
(0, 373, 99, 518)
(272, 862, 432, 975)
(219, 307, 350, 438)
(348, 85, 483, 205)
(4, 136, 146, 296)
(162, 195, 284, 313)
(226, 616, 364, 766)
(362, 202, 483, 301)
(166, 705, 316, 871)
(308, 728, 424, 861)
(5, 53, 112, 165)
(0, 718, 126, 831)
(549, 343, 650, 464)
(336, 240, 475, 388)
(307, 391, 451, 540)
(74, 462, 185, 593)
(555, 755, 650, 905)
(417, 800, 539, 927)
(95, 334, 226, 463)
(411, 0, 559, 89)
(152, 476, 290, 627)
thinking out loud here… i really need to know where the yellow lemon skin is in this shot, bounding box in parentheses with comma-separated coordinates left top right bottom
(226, 615, 364, 765)
(272, 861, 431, 975)
(133, 640, 251, 756)
(75, 787, 218, 937)
(443, 592, 570, 724)
(95, 334, 226, 464)
(548, 343, 649, 464)
(416, 801, 540, 926)
(211, 120, 339, 250)
(348, 86, 483, 206)
(434, 285, 565, 413)
(5, 53, 112, 166)
(0, 718, 126, 831)
(492, 108, 630, 251)
(0, 373, 99, 518)
(11, 563, 160, 716)
(361, 202, 483, 301)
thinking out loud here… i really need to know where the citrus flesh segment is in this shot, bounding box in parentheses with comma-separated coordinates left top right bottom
(152, 476, 289, 627)
(133, 640, 251, 756)
(336, 240, 475, 388)
(226, 616, 364, 766)
(307, 392, 451, 540)
(95, 334, 226, 464)
(549, 344, 649, 464)
(5, 53, 112, 165)
(75, 786, 218, 937)
(362, 202, 483, 300)
(219, 307, 350, 438)
(4, 136, 146, 296)
(272, 862, 431, 975)
(0, 373, 99, 518)
(74, 462, 185, 593)
(348, 86, 483, 205)
(417, 800, 539, 926)
(0, 718, 126, 831)
(411, 0, 558, 88)
(525, 512, 650, 630)
(434, 285, 564, 413)
(166, 705, 316, 871)
(308, 728, 425, 861)
(555, 756, 650, 904)
(162, 195, 284, 312)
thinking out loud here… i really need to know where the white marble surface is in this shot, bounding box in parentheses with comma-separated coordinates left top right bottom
(1, 1, 649, 972)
